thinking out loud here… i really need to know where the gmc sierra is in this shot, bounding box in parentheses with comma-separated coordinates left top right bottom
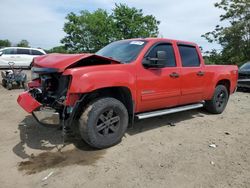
(17, 38, 238, 148)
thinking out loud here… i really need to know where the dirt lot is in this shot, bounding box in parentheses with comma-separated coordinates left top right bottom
(0, 73, 250, 188)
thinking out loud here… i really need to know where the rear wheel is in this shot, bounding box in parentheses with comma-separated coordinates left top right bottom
(205, 85, 229, 114)
(2, 79, 7, 87)
(78, 97, 128, 149)
(6, 83, 12, 90)
(21, 81, 28, 90)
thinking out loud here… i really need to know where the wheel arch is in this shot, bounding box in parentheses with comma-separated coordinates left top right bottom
(216, 79, 231, 94)
(74, 86, 134, 125)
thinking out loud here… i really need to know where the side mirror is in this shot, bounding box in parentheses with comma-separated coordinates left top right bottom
(0, 51, 3, 56)
(142, 50, 166, 68)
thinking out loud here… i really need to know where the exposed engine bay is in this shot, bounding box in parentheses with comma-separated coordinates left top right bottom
(29, 54, 119, 109)
(30, 68, 70, 110)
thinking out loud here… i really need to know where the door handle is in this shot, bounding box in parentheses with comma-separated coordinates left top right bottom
(197, 71, 205, 76)
(169, 72, 179, 78)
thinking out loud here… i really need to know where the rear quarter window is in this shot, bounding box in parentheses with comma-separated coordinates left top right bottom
(178, 45, 200, 67)
(31, 50, 44, 55)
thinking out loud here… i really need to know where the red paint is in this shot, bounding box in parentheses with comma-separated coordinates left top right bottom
(34, 54, 120, 72)
(18, 38, 238, 114)
(65, 93, 80, 106)
(17, 92, 41, 113)
(27, 79, 41, 89)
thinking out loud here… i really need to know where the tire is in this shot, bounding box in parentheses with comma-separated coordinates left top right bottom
(205, 85, 229, 114)
(6, 83, 12, 90)
(78, 97, 128, 149)
(22, 81, 28, 90)
(2, 79, 7, 88)
(16, 81, 21, 87)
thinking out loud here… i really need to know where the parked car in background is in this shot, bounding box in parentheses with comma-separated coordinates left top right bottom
(0, 47, 46, 68)
(238, 61, 250, 89)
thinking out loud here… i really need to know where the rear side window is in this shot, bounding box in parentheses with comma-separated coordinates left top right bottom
(178, 45, 200, 67)
(16, 49, 31, 55)
(3, 48, 16, 55)
(31, 50, 44, 55)
(147, 43, 176, 67)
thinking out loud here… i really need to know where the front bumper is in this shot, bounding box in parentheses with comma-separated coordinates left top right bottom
(238, 79, 250, 89)
(17, 91, 60, 126)
(17, 91, 41, 113)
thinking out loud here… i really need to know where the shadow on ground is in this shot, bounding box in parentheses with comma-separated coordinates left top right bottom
(13, 109, 212, 174)
(127, 108, 211, 135)
(13, 115, 106, 174)
(236, 88, 250, 93)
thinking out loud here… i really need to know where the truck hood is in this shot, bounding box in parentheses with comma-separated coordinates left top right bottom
(33, 53, 121, 72)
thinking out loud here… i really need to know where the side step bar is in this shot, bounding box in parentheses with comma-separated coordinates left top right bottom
(136, 102, 204, 120)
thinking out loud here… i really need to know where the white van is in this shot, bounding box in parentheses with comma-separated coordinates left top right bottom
(0, 47, 46, 68)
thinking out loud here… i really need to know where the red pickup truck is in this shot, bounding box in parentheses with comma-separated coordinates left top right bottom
(17, 38, 238, 148)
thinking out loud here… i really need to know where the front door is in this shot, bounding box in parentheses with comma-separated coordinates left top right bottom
(136, 43, 181, 112)
(0, 48, 17, 67)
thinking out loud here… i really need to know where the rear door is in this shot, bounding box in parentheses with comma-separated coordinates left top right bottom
(177, 44, 205, 104)
(16, 48, 32, 67)
(136, 43, 181, 112)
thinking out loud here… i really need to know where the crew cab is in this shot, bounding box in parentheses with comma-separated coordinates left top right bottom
(17, 38, 238, 148)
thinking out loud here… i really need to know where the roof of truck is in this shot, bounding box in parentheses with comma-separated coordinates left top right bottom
(125, 37, 198, 46)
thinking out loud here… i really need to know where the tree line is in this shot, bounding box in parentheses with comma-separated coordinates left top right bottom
(0, 39, 30, 48)
(1, 1, 249, 66)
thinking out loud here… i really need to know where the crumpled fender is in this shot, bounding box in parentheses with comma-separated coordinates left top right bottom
(63, 65, 136, 100)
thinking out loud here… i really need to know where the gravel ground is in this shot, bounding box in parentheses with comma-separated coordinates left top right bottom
(0, 72, 249, 188)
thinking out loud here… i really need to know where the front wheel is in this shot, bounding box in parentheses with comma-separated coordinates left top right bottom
(79, 97, 128, 149)
(205, 85, 229, 114)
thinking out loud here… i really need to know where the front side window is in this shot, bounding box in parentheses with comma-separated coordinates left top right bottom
(96, 40, 147, 63)
(3, 48, 16, 55)
(178, 45, 200, 67)
(16, 48, 30, 55)
(146, 43, 176, 67)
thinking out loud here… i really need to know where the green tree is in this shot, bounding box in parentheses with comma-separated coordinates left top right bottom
(0, 39, 11, 48)
(17, 40, 29, 47)
(112, 3, 160, 39)
(62, 4, 160, 53)
(47, 45, 68, 53)
(62, 9, 115, 53)
(202, 0, 250, 65)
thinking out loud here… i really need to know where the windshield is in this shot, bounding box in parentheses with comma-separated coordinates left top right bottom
(96, 40, 147, 63)
(240, 62, 250, 70)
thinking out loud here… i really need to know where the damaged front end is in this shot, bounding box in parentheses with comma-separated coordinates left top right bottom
(17, 67, 72, 127)
(17, 53, 121, 128)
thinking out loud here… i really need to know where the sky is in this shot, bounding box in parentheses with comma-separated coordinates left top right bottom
(0, 0, 225, 51)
